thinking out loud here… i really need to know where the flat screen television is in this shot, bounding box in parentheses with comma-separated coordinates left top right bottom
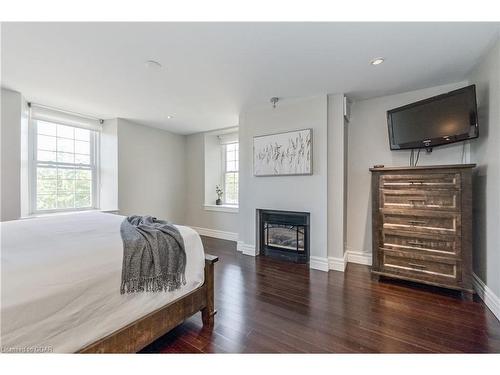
(387, 85, 478, 150)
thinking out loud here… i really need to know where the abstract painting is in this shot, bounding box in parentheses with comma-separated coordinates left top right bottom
(253, 128, 312, 176)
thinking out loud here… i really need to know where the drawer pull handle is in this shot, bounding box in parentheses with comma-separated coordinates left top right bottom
(408, 220, 428, 225)
(408, 263, 427, 269)
(408, 180, 424, 184)
(408, 198, 427, 202)
(408, 241, 425, 247)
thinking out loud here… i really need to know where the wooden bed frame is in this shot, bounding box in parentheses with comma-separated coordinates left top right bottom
(78, 254, 218, 353)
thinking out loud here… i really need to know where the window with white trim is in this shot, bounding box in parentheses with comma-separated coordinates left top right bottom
(222, 142, 239, 205)
(30, 116, 99, 214)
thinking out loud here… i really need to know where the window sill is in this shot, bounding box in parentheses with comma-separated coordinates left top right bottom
(20, 208, 119, 219)
(203, 204, 239, 213)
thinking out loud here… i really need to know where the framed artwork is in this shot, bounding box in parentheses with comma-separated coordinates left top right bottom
(253, 128, 312, 176)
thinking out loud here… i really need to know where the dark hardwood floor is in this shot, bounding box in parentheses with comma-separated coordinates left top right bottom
(141, 236, 500, 353)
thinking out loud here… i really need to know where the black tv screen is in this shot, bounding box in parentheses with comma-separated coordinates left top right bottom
(387, 85, 478, 150)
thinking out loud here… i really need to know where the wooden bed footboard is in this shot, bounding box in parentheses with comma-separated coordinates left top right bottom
(78, 254, 218, 353)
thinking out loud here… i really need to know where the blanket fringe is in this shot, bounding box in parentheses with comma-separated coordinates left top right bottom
(120, 272, 186, 294)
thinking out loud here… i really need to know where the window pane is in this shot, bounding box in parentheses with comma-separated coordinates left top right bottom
(222, 142, 239, 204)
(37, 135, 56, 151)
(37, 121, 57, 136)
(226, 160, 236, 172)
(38, 150, 57, 162)
(75, 194, 91, 208)
(75, 179, 91, 192)
(37, 194, 57, 210)
(58, 168, 76, 180)
(224, 172, 239, 204)
(57, 138, 74, 153)
(74, 128, 90, 141)
(224, 143, 238, 174)
(37, 178, 57, 194)
(226, 190, 237, 204)
(75, 154, 90, 164)
(57, 151, 74, 163)
(75, 169, 91, 180)
(57, 179, 75, 192)
(37, 167, 57, 180)
(75, 140, 90, 155)
(57, 194, 74, 209)
(57, 124, 74, 139)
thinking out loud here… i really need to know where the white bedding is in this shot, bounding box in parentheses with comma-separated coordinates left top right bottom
(0, 211, 205, 353)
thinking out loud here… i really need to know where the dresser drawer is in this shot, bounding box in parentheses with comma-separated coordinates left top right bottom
(381, 173, 460, 189)
(382, 210, 460, 235)
(380, 189, 460, 211)
(380, 249, 459, 282)
(382, 229, 460, 257)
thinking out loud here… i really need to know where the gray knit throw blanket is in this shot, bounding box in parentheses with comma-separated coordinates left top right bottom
(120, 215, 186, 294)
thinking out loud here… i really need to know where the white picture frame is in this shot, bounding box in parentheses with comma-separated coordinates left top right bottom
(253, 128, 312, 176)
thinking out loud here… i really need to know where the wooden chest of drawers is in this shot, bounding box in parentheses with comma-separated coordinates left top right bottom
(370, 164, 475, 297)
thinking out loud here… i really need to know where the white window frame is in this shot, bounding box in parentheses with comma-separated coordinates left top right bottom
(28, 119, 100, 215)
(221, 141, 239, 206)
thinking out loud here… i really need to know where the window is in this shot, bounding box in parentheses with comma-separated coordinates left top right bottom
(31, 120, 98, 213)
(223, 142, 239, 205)
(203, 129, 238, 212)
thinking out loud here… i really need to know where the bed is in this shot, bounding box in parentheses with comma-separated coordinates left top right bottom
(0, 211, 217, 353)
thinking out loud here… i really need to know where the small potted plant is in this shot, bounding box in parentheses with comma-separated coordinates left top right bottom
(215, 185, 223, 205)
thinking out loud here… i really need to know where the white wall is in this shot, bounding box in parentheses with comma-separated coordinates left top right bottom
(184, 132, 239, 234)
(327, 94, 347, 265)
(100, 119, 119, 211)
(238, 96, 329, 269)
(347, 81, 471, 257)
(116, 118, 187, 224)
(1, 88, 22, 221)
(467, 38, 500, 299)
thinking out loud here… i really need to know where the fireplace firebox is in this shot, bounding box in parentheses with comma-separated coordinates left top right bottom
(257, 209, 310, 263)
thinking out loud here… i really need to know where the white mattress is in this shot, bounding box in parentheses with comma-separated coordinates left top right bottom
(0, 211, 205, 353)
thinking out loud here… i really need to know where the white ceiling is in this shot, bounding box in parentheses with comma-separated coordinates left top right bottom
(2, 22, 499, 134)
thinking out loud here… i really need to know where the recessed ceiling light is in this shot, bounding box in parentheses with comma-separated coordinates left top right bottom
(370, 57, 385, 66)
(167, 115, 173, 119)
(144, 60, 162, 70)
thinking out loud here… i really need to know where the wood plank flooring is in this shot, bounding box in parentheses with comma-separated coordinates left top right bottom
(141, 236, 500, 353)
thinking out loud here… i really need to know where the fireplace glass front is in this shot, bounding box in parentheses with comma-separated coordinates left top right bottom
(258, 209, 310, 263)
(264, 224, 305, 252)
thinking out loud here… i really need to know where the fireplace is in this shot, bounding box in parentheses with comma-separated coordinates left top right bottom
(257, 209, 310, 263)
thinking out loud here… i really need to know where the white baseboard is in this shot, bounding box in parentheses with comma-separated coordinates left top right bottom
(328, 253, 347, 272)
(237, 241, 258, 256)
(327, 250, 371, 272)
(310, 256, 329, 272)
(190, 226, 238, 242)
(346, 250, 372, 266)
(473, 273, 500, 322)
